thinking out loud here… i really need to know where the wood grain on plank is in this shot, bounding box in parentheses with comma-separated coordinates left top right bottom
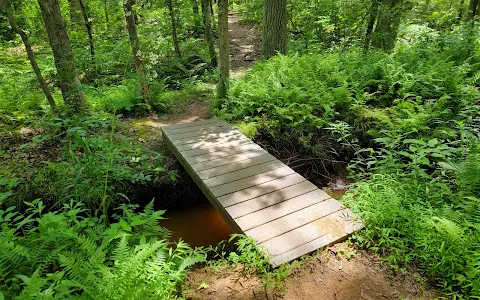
(191, 149, 268, 172)
(168, 126, 234, 140)
(164, 120, 227, 135)
(180, 139, 254, 157)
(245, 198, 344, 244)
(161, 119, 221, 132)
(204, 160, 285, 188)
(171, 131, 241, 146)
(267, 209, 364, 267)
(173, 132, 243, 147)
(176, 134, 250, 151)
(210, 166, 296, 197)
(226, 181, 318, 219)
(197, 154, 278, 180)
(235, 190, 331, 231)
(217, 173, 306, 207)
(184, 143, 263, 163)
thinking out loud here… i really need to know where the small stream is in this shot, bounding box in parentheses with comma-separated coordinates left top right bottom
(162, 201, 233, 248)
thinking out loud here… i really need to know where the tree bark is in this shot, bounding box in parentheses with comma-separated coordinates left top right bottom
(67, 0, 82, 24)
(217, 0, 229, 99)
(262, 0, 287, 59)
(1, 0, 56, 110)
(78, 0, 94, 63)
(364, 0, 379, 52)
(191, 0, 202, 35)
(104, 0, 109, 27)
(201, 0, 217, 67)
(166, 0, 182, 57)
(38, 0, 86, 113)
(459, 0, 466, 20)
(123, 0, 152, 107)
(467, 0, 479, 20)
(370, 0, 403, 52)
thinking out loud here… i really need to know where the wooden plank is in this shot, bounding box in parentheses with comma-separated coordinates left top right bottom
(175, 133, 245, 150)
(204, 160, 285, 188)
(168, 126, 234, 140)
(180, 139, 254, 157)
(197, 154, 278, 180)
(235, 190, 331, 231)
(171, 130, 241, 146)
(266, 209, 363, 267)
(162, 124, 242, 233)
(217, 173, 306, 207)
(244, 198, 344, 244)
(226, 181, 318, 219)
(191, 149, 268, 172)
(161, 119, 221, 132)
(210, 166, 296, 197)
(184, 143, 263, 163)
(163, 120, 227, 135)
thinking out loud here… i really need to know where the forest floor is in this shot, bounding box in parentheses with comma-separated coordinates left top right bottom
(130, 13, 439, 300)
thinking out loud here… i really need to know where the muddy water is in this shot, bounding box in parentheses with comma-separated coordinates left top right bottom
(162, 201, 234, 248)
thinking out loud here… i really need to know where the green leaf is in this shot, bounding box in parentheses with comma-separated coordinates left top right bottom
(197, 282, 209, 290)
(119, 219, 132, 232)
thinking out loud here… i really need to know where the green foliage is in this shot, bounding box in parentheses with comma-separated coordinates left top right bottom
(0, 199, 206, 298)
(208, 234, 298, 292)
(0, 114, 171, 210)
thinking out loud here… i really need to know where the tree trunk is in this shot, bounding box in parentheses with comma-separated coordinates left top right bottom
(370, 0, 403, 52)
(191, 0, 202, 35)
(1, 0, 56, 110)
(166, 0, 182, 57)
(459, 0, 466, 20)
(67, 0, 82, 24)
(262, 0, 287, 59)
(201, 0, 217, 67)
(78, 0, 94, 63)
(364, 0, 379, 52)
(104, 0, 109, 28)
(467, 0, 479, 20)
(123, 0, 152, 107)
(217, 0, 229, 99)
(38, 0, 86, 113)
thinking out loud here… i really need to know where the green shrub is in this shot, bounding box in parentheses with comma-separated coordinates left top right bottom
(0, 199, 206, 299)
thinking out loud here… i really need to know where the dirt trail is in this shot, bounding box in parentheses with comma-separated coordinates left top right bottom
(185, 243, 437, 300)
(228, 12, 260, 70)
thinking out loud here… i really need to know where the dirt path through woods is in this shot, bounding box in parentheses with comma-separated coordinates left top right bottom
(228, 12, 260, 70)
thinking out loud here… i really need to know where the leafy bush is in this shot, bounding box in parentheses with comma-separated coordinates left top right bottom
(0, 199, 206, 299)
(0, 114, 171, 210)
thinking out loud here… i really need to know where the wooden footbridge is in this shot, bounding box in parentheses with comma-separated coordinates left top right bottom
(162, 119, 362, 267)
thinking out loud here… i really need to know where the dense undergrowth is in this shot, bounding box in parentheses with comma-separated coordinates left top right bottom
(215, 29, 480, 297)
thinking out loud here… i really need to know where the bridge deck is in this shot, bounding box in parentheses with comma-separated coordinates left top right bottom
(161, 119, 362, 267)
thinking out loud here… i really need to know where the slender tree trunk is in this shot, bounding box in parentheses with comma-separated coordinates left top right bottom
(1, 0, 56, 110)
(467, 0, 479, 20)
(217, 0, 229, 98)
(78, 0, 94, 63)
(262, 0, 287, 59)
(364, 0, 379, 52)
(67, 0, 82, 24)
(370, 0, 403, 52)
(191, 0, 201, 35)
(459, 0, 466, 20)
(166, 0, 182, 57)
(201, 0, 217, 67)
(123, 0, 152, 107)
(38, 0, 86, 113)
(104, 0, 109, 28)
